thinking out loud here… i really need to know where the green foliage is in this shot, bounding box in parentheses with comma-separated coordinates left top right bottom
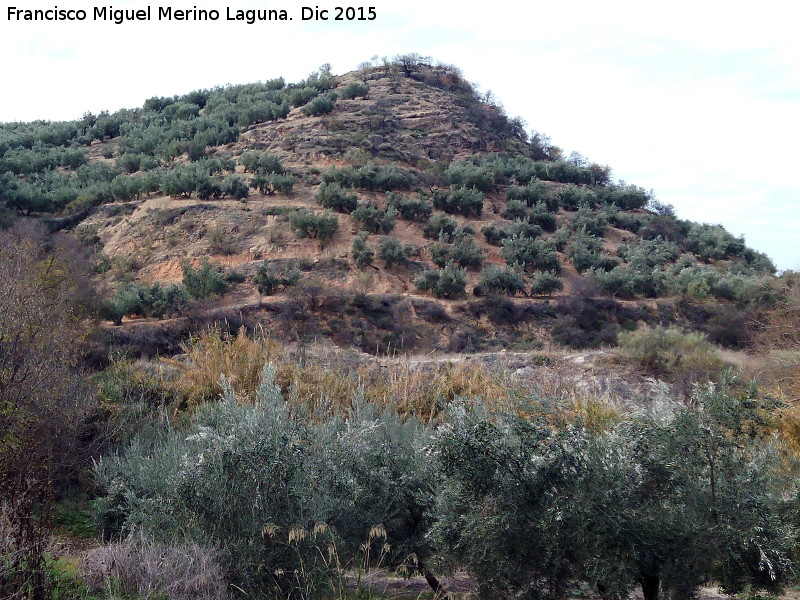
(322, 164, 414, 191)
(254, 262, 301, 295)
(289, 209, 339, 241)
(501, 234, 561, 273)
(101, 282, 189, 324)
(530, 271, 563, 295)
(251, 173, 296, 195)
(430, 232, 483, 269)
(507, 181, 554, 209)
(93, 367, 437, 597)
(617, 326, 724, 381)
(315, 181, 358, 212)
(387, 191, 432, 221)
(423, 214, 458, 240)
(182, 258, 229, 299)
(351, 232, 374, 269)
(221, 175, 249, 200)
(572, 203, 608, 237)
(352, 201, 397, 234)
(474, 265, 526, 296)
(566, 231, 605, 273)
(301, 91, 338, 116)
(288, 86, 319, 107)
(379, 236, 413, 268)
(434, 388, 795, 600)
(596, 183, 650, 209)
(444, 162, 495, 192)
(432, 186, 484, 216)
(559, 184, 597, 210)
(338, 81, 369, 99)
(414, 262, 467, 298)
(238, 151, 284, 174)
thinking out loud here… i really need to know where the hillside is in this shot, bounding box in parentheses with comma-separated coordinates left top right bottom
(5, 55, 800, 600)
(0, 56, 786, 360)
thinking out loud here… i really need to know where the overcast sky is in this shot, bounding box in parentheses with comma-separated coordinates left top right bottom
(2, 0, 797, 270)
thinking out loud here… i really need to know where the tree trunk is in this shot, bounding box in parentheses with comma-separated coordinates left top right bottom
(641, 572, 660, 600)
(418, 561, 449, 600)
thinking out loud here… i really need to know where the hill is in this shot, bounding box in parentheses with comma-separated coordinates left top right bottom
(0, 56, 787, 360)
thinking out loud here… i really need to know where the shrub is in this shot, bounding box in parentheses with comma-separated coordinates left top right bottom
(559, 184, 596, 210)
(431, 233, 483, 269)
(379, 236, 413, 268)
(302, 91, 338, 116)
(339, 81, 369, 99)
(432, 187, 484, 216)
(566, 232, 603, 273)
(315, 181, 357, 213)
(531, 271, 563, 295)
(502, 199, 528, 221)
(527, 202, 557, 231)
(507, 182, 553, 208)
(352, 202, 396, 234)
(423, 214, 457, 240)
(289, 210, 338, 242)
(322, 164, 414, 191)
(239, 151, 284, 174)
(251, 173, 295, 195)
(596, 183, 650, 209)
(414, 263, 467, 298)
(617, 326, 724, 383)
(474, 265, 526, 296)
(182, 259, 229, 299)
(288, 86, 319, 107)
(351, 232, 374, 269)
(444, 162, 494, 192)
(501, 235, 561, 273)
(254, 262, 301, 295)
(572, 203, 608, 237)
(387, 192, 432, 221)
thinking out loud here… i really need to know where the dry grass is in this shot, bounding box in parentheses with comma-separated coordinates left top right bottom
(165, 328, 525, 422)
(81, 532, 227, 600)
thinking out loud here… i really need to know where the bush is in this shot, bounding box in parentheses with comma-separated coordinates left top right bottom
(351, 232, 374, 269)
(566, 232, 603, 273)
(501, 235, 561, 273)
(432, 187, 484, 216)
(93, 370, 438, 597)
(379, 236, 413, 268)
(339, 81, 369, 99)
(182, 259, 229, 299)
(315, 181, 357, 213)
(251, 173, 295, 196)
(238, 151, 284, 174)
(474, 265, 526, 296)
(423, 214, 458, 240)
(617, 326, 724, 383)
(530, 271, 563, 295)
(301, 91, 338, 116)
(444, 162, 494, 192)
(387, 192, 432, 221)
(507, 182, 553, 208)
(352, 202, 396, 234)
(322, 165, 414, 191)
(559, 184, 596, 210)
(572, 203, 608, 237)
(430, 233, 483, 269)
(254, 262, 300, 295)
(414, 263, 467, 298)
(289, 209, 338, 242)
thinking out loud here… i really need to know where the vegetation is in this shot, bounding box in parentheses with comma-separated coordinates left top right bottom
(414, 262, 467, 298)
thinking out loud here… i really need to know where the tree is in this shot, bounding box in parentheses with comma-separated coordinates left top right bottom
(351, 232, 374, 269)
(182, 258, 229, 299)
(0, 224, 97, 599)
(379, 236, 413, 269)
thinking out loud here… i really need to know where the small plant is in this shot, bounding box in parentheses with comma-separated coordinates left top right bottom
(474, 265, 526, 296)
(530, 271, 564, 295)
(254, 262, 301, 295)
(351, 232, 375, 269)
(182, 258, 229, 299)
(414, 262, 467, 298)
(423, 214, 457, 240)
(289, 209, 339, 242)
(315, 181, 357, 213)
(379, 236, 413, 268)
(352, 202, 397, 234)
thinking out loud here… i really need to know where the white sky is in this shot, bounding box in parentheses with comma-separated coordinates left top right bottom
(2, 0, 798, 270)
